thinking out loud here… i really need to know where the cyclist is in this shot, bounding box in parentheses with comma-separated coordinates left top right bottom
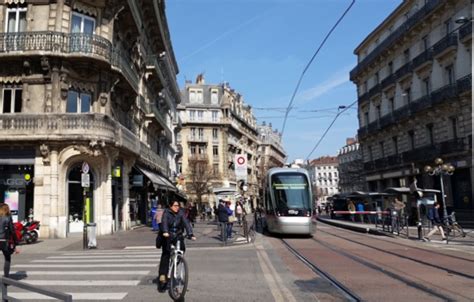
(158, 200, 196, 293)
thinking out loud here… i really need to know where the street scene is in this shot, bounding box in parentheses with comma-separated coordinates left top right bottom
(0, 0, 472, 301)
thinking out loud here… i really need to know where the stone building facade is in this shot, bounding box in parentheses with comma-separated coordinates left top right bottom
(0, 0, 181, 238)
(350, 0, 472, 223)
(309, 156, 339, 204)
(177, 76, 260, 210)
(256, 122, 287, 205)
(337, 137, 364, 193)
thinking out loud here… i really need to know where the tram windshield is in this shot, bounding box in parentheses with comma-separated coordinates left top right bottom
(271, 173, 311, 211)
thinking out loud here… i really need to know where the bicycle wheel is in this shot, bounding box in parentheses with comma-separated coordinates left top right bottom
(168, 254, 188, 301)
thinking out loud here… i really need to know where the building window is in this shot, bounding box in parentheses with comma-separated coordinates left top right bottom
(198, 145, 206, 155)
(190, 145, 196, 154)
(426, 124, 434, 145)
(408, 130, 415, 150)
(422, 35, 429, 51)
(190, 127, 196, 138)
(374, 72, 379, 84)
(422, 77, 430, 96)
(445, 65, 454, 85)
(1, 87, 22, 113)
(388, 61, 393, 75)
(189, 110, 196, 121)
(363, 80, 368, 93)
(198, 128, 204, 140)
(389, 98, 395, 112)
(368, 146, 373, 161)
(196, 90, 203, 103)
(444, 18, 452, 36)
(189, 90, 196, 103)
(376, 105, 381, 120)
(5, 6, 27, 33)
(392, 136, 398, 155)
(379, 141, 385, 158)
(66, 90, 91, 113)
(211, 90, 218, 104)
(212, 128, 218, 140)
(403, 48, 410, 64)
(364, 111, 369, 126)
(213, 164, 219, 175)
(450, 117, 458, 139)
(403, 87, 411, 104)
(213, 145, 219, 157)
(197, 110, 203, 121)
(211, 111, 218, 122)
(71, 12, 95, 34)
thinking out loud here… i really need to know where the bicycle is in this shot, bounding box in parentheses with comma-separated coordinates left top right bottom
(167, 233, 189, 301)
(443, 212, 466, 239)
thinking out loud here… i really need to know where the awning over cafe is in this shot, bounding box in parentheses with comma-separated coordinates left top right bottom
(136, 166, 176, 192)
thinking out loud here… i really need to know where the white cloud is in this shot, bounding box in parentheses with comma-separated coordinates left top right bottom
(296, 65, 352, 104)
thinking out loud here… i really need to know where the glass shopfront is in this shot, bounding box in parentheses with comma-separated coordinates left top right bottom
(0, 164, 34, 222)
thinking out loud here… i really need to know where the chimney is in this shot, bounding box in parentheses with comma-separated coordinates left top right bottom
(196, 73, 205, 84)
(346, 137, 355, 145)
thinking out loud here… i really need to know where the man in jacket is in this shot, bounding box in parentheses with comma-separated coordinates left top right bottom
(157, 201, 196, 292)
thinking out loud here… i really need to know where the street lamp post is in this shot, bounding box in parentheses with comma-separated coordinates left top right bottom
(424, 158, 455, 221)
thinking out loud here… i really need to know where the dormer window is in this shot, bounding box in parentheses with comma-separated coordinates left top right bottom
(211, 89, 218, 104)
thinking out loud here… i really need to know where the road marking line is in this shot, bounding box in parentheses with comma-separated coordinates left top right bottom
(48, 255, 160, 259)
(11, 271, 150, 275)
(23, 280, 139, 286)
(13, 264, 152, 268)
(33, 259, 157, 263)
(61, 251, 161, 256)
(256, 244, 297, 302)
(7, 292, 127, 300)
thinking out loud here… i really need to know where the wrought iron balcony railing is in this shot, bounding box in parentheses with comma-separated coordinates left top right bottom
(459, 21, 472, 41)
(0, 31, 139, 93)
(432, 32, 458, 58)
(412, 49, 433, 70)
(457, 74, 472, 94)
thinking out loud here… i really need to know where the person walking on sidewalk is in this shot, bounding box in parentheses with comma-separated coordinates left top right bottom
(157, 200, 196, 293)
(347, 200, 356, 222)
(235, 201, 245, 226)
(423, 201, 446, 242)
(0, 203, 19, 277)
(225, 201, 235, 239)
(217, 200, 229, 240)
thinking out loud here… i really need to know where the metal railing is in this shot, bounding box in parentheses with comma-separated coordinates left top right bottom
(1, 277, 72, 302)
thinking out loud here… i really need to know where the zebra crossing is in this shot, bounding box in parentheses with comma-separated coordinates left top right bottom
(9, 249, 161, 300)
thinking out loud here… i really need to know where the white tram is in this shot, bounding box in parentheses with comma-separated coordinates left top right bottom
(262, 168, 315, 235)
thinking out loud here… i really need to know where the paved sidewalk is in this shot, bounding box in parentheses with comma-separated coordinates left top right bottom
(317, 215, 474, 246)
(17, 216, 255, 254)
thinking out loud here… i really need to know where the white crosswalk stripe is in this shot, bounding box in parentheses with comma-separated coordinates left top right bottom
(9, 249, 159, 300)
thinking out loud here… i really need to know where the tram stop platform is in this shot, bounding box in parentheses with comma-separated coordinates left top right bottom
(317, 214, 474, 246)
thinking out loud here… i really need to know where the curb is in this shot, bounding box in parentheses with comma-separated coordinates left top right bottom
(317, 217, 394, 237)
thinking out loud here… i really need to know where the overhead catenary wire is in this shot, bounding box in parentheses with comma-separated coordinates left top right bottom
(280, 0, 356, 137)
(305, 99, 358, 161)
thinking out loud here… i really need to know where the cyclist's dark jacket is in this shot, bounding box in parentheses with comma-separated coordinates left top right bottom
(160, 208, 193, 236)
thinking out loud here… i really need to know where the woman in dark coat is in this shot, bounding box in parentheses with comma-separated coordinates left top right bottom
(0, 203, 19, 277)
(157, 201, 196, 292)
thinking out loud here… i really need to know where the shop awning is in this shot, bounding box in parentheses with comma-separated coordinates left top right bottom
(136, 166, 176, 191)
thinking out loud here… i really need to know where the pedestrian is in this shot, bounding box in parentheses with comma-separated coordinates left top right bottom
(226, 201, 235, 239)
(235, 201, 244, 226)
(217, 200, 229, 240)
(390, 197, 406, 233)
(157, 200, 196, 293)
(423, 201, 446, 242)
(356, 202, 365, 222)
(0, 203, 19, 277)
(347, 200, 356, 222)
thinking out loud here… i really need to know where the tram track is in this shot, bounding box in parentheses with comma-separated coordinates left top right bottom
(317, 228, 474, 280)
(280, 239, 361, 302)
(318, 220, 473, 262)
(281, 235, 471, 301)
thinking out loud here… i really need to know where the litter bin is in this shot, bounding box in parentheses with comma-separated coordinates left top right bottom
(87, 223, 97, 249)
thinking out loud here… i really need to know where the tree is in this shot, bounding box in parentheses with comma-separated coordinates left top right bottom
(186, 156, 215, 206)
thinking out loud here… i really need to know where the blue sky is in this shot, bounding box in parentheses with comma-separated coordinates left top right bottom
(166, 0, 401, 162)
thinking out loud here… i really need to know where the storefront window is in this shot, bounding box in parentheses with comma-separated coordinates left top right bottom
(0, 164, 34, 222)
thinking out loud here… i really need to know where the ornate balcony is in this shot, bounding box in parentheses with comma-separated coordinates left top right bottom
(457, 74, 472, 94)
(459, 21, 472, 42)
(394, 62, 413, 81)
(0, 31, 139, 93)
(0, 113, 168, 173)
(144, 100, 172, 141)
(412, 49, 433, 70)
(187, 135, 208, 143)
(432, 33, 458, 58)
